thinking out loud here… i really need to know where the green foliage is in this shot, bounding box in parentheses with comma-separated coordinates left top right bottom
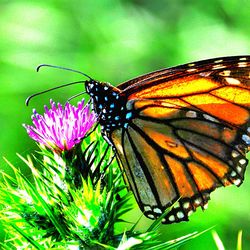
(1, 0, 250, 249)
(212, 230, 243, 250)
(0, 130, 207, 249)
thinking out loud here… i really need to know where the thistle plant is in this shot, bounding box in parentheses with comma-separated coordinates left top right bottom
(23, 99, 96, 153)
(0, 99, 206, 249)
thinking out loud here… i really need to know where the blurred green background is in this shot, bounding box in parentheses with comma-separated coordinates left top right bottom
(0, 0, 249, 249)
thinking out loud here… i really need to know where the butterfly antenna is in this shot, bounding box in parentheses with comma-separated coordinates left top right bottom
(37, 64, 93, 80)
(66, 91, 87, 103)
(25, 81, 85, 106)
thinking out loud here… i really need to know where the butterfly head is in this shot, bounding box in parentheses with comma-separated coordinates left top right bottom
(85, 80, 120, 110)
(85, 80, 133, 133)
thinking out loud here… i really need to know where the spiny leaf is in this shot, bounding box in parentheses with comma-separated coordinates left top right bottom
(11, 224, 45, 250)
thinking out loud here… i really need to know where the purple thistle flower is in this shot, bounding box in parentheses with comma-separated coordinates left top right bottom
(24, 99, 96, 152)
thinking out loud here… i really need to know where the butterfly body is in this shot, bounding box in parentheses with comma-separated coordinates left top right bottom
(85, 80, 134, 136)
(85, 56, 250, 223)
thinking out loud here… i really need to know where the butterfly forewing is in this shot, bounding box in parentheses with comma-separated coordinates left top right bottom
(119, 56, 250, 93)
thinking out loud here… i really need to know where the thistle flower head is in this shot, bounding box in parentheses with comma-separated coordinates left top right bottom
(24, 99, 96, 152)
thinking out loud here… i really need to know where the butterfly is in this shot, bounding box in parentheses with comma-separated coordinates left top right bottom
(83, 55, 250, 224)
(29, 56, 250, 224)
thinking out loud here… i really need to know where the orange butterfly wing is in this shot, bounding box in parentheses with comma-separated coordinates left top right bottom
(110, 56, 250, 223)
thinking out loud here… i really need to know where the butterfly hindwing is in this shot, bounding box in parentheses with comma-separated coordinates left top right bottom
(111, 99, 249, 223)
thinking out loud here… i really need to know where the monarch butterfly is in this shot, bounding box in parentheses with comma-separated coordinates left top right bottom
(84, 55, 250, 224)
(31, 56, 250, 224)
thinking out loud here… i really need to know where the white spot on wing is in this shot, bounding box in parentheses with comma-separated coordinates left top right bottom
(177, 211, 185, 219)
(231, 150, 240, 158)
(148, 214, 155, 219)
(238, 62, 248, 67)
(239, 158, 247, 165)
(200, 72, 212, 77)
(162, 218, 167, 223)
(242, 134, 250, 145)
(154, 208, 162, 214)
(203, 114, 218, 122)
(212, 64, 226, 69)
(194, 198, 201, 205)
(233, 179, 241, 186)
(186, 110, 197, 118)
(236, 166, 242, 173)
(168, 215, 175, 222)
(144, 206, 151, 212)
(231, 171, 237, 177)
(186, 68, 197, 72)
(183, 202, 190, 209)
(203, 203, 208, 210)
(225, 77, 241, 85)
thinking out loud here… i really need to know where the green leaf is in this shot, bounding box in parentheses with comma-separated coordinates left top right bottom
(148, 228, 212, 250)
(11, 224, 45, 250)
(212, 231, 225, 250)
(237, 230, 242, 250)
